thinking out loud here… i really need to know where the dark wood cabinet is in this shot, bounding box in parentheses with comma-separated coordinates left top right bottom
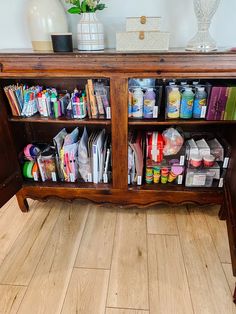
(0, 49, 236, 298)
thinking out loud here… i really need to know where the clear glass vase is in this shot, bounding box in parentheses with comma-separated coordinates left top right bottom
(186, 0, 221, 52)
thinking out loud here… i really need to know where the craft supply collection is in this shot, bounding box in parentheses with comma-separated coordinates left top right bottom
(4, 78, 236, 121)
(128, 79, 236, 120)
(4, 79, 111, 119)
(129, 127, 230, 188)
(21, 127, 111, 184)
(3, 78, 233, 188)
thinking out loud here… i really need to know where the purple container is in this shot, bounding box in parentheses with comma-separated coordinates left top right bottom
(206, 87, 228, 120)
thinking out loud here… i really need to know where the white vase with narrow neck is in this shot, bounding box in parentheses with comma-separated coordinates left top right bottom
(28, 0, 68, 51)
(77, 13, 104, 51)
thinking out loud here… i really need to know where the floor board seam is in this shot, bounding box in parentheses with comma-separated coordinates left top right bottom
(175, 204, 196, 314)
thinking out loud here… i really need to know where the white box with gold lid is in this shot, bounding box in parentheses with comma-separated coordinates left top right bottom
(116, 31, 170, 51)
(126, 16, 161, 32)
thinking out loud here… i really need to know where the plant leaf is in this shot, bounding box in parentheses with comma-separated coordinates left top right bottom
(67, 6, 81, 14)
(81, 0, 87, 13)
(96, 3, 106, 11)
(76, 0, 81, 9)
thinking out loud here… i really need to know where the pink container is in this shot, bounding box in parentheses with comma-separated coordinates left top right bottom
(190, 154, 202, 168)
(203, 154, 215, 167)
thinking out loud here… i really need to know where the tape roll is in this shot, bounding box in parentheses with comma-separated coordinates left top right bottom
(24, 144, 33, 160)
(23, 161, 34, 179)
(29, 145, 40, 158)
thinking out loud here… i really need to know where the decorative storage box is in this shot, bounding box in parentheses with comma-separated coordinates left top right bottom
(126, 16, 161, 32)
(116, 31, 170, 51)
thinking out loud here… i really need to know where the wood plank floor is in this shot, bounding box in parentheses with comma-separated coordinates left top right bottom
(0, 198, 235, 314)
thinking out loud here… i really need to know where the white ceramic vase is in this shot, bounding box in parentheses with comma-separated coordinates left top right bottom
(28, 0, 68, 51)
(77, 13, 104, 51)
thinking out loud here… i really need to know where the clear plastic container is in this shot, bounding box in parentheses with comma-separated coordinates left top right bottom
(128, 80, 162, 119)
(145, 162, 185, 185)
(37, 148, 58, 182)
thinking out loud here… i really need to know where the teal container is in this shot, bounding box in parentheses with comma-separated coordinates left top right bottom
(193, 87, 207, 118)
(180, 87, 194, 119)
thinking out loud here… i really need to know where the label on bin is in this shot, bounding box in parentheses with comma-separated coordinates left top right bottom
(223, 157, 229, 169)
(193, 174, 206, 186)
(178, 175, 183, 185)
(219, 178, 224, 188)
(103, 173, 108, 183)
(88, 173, 92, 182)
(51, 172, 57, 182)
(70, 173, 75, 183)
(180, 156, 185, 166)
(106, 107, 111, 119)
(153, 106, 158, 118)
(33, 172, 38, 181)
(137, 176, 142, 186)
(200, 106, 207, 118)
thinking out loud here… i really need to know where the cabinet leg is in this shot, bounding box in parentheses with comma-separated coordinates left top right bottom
(16, 191, 29, 213)
(233, 285, 236, 304)
(218, 203, 227, 221)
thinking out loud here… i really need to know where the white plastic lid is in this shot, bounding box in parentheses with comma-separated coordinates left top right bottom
(197, 87, 205, 91)
(191, 154, 202, 161)
(203, 154, 215, 162)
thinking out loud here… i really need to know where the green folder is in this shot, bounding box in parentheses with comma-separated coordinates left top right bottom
(224, 87, 236, 120)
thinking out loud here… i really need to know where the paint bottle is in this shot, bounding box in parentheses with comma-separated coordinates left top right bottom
(193, 87, 207, 118)
(132, 88, 144, 118)
(128, 90, 133, 118)
(180, 87, 194, 119)
(167, 87, 181, 119)
(143, 88, 156, 118)
(50, 92, 58, 118)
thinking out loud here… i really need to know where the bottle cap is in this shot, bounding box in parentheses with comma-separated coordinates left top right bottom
(197, 87, 205, 91)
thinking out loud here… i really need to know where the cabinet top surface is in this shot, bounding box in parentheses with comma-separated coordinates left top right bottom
(1, 48, 236, 78)
(0, 48, 235, 56)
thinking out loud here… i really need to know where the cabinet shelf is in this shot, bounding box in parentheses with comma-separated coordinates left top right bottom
(128, 118, 236, 126)
(9, 115, 111, 126)
(129, 184, 222, 192)
(23, 181, 112, 190)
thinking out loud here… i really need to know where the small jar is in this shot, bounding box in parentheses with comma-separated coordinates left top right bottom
(203, 154, 215, 167)
(190, 154, 202, 167)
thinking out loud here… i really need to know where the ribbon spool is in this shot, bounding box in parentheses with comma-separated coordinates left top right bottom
(23, 161, 34, 179)
(24, 144, 40, 160)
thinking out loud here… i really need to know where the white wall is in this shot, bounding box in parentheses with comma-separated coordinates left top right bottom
(0, 0, 235, 50)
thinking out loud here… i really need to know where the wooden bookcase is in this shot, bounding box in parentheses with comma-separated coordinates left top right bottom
(0, 50, 236, 299)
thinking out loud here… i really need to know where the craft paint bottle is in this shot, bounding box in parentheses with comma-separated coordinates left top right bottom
(180, 87, 194, 119)
(143, 88, 156, 118)
(128, 90, 133, 118)
(132, 88, 143, 118)
(167, 87, 181, 119)
(193, 87, 207, 118)
(51, 92, 58, 118)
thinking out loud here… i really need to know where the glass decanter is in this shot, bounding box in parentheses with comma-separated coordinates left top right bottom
(186, 0, 221, 51)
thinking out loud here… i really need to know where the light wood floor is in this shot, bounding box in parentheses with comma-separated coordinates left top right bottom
(0, 197, 235, 314)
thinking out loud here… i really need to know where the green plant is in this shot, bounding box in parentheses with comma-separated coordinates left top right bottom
(66, 0, 106, 14)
